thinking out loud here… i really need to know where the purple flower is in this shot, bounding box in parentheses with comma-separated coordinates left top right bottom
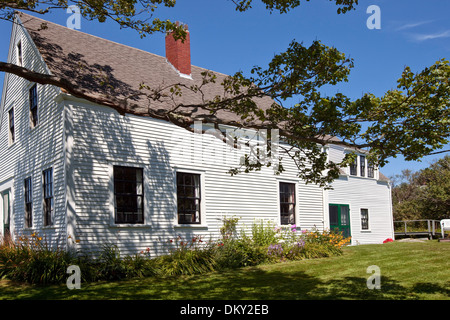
(267, 243, 283, 257)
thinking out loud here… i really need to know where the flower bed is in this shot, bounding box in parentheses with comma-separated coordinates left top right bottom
(0, 219, 351, 284)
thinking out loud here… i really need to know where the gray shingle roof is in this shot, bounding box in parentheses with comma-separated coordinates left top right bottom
(18, 12, 273, 125)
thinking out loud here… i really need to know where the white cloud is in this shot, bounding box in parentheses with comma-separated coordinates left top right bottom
(396, 20, 434, 31)
(412, 30, 450, 41)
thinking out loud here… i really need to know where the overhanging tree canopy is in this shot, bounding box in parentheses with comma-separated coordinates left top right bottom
(0, 0, 449, 187)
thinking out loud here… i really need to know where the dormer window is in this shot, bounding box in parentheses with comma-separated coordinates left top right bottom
(17, 41, 23, 66)
(350, 157, 357, 176)
(360, 155, 366, 177)
(367, 161, 375, 178)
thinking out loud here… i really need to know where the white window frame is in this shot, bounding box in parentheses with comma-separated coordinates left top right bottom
(173, 167, 207, 229)
(276, 178, 299, 227)
(360, 155, 366, 177)
(360, 208, 371, 232)
(8, 106, 15, 146)
(345, 150, 379, 179)
(24, 176, 33, 229)
(108, 163, 149, 228)
(28, 83, 39, 129)
(42, 167, 54, 227)
(16, 39, 23, 67)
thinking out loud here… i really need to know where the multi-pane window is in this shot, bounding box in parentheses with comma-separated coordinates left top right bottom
(43, 168, 53, 226)
(361, 208, 369, 230)
(360, 155, 366, 177)
(279, 182, 296, 225)
(349, 157, 357, 176)
(17, 41, 23, 66)
(367, 161, 374, 178)
(24, 177, 32, 228)
(29, 84, 38, 128)
(176, 172, 201, 224)
(113, 166, 144, 224)
(8, 108, 15, 144)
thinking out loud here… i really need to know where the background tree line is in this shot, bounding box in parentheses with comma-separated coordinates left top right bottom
(390, 155, 450, 221)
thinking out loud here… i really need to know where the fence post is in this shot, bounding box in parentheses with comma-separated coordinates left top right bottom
(404, 221, 407, 235)
(427, 220, 431, 239)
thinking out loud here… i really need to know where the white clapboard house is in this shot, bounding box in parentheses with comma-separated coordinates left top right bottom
(0, 13, 395, 256)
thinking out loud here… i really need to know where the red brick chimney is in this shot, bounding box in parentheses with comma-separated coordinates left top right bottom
(165, 22, 191, 77)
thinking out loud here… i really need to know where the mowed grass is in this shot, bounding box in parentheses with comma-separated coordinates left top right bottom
(1, 241, 449, 300)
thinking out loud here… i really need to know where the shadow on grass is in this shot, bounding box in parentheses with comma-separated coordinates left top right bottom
(3, 267, 449, 300)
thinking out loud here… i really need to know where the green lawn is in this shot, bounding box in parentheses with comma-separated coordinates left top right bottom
(1, 241, 449, 300)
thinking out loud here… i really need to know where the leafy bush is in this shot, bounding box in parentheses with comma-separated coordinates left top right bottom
(0, 234, 74, 284)
(250, 219, 279, 246)
(154, 236, 216, 276)
(214, 237, 268, 269)
(219, 216, 240, 241)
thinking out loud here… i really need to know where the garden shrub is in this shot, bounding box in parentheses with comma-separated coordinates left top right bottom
(214, 237, 268, 269)
(95, 243, 128, 281)
(250, 219, 279, 246)
(0, 234, 75, 284)
(154, 235, 217, 276)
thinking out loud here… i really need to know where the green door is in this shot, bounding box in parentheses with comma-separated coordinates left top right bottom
(329, 204, 351, 238)
(2, 190, 11, 239)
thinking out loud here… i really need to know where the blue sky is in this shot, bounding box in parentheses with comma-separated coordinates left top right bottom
(0, 0, 449, 177)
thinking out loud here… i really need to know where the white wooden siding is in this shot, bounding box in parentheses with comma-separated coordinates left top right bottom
(326, 142, 394, 244)
(327, 177, 394, 244)
(0, 17, 66, 248)
(66, 100, 325, 256)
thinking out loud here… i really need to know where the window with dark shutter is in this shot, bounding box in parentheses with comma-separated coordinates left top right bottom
(114, 166, 144, 224)
(176, 172, 201, 224)
(43, 168, 53, 226)
(24, 177, 32, 228)
(279, 182, 296, 225)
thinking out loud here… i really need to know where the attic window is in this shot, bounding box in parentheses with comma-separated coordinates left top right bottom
(29, 84, 38, 128)
(8, 107, 15, 145)
(17, 41, 23, 66)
